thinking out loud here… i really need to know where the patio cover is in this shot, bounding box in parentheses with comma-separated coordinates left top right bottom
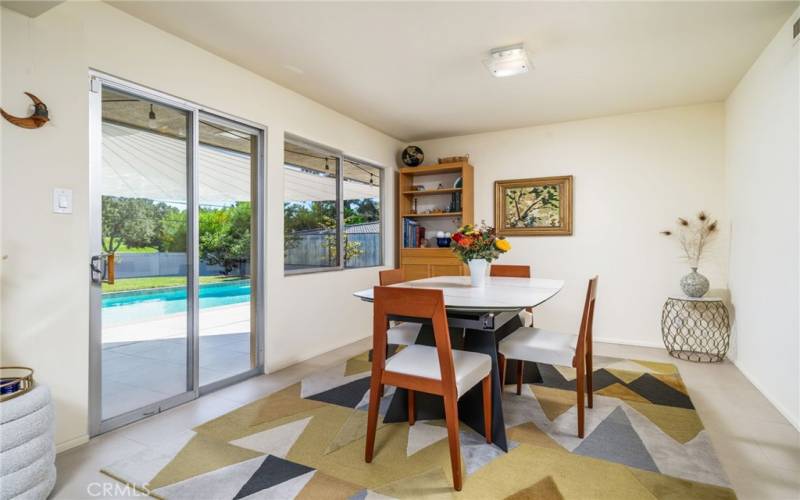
(102, 122, 380, 205)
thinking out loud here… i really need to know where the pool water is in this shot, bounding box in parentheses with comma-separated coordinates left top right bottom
(102, 280, 251, 327)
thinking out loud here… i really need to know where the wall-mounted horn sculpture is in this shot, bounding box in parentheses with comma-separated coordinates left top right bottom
(1, 92, 49, 129)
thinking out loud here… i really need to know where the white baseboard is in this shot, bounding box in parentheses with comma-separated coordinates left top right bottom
(594, 337, 665, 349)
(56, 434, 89, 454)
(730, 360, 800, 432)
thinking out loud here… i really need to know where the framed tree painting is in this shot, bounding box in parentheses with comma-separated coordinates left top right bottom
(494, 175, 573, 236)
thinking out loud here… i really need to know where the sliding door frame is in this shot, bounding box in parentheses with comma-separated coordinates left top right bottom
(88, 74, 198, 436)
(88, 71, 266, 436)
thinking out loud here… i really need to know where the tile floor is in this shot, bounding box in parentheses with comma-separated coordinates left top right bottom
(55, 340, 799, 499)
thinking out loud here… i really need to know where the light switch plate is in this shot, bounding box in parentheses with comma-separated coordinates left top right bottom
(53, 188, 73, 214)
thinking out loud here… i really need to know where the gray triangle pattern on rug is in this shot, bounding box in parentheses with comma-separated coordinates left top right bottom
(356, 390, 395, 416)
(573, 406, 659, 473)
(348, 489, 393, 500)
(460, 428, 520, 475)
(233, 455, 315, 499)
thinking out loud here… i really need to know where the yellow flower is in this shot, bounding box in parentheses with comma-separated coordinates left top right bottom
(495, 238, 511, 252)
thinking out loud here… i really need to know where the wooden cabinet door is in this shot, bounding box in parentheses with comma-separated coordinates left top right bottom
(403, 264, 430, 281)
(430, 264, 464, 277)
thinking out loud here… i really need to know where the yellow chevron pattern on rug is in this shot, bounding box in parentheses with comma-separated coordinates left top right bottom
(101, 352, 736, 499)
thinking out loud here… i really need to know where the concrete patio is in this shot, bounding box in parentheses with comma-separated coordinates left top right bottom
(101, 303, 253, 418)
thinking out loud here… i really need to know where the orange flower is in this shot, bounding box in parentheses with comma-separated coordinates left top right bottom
(458, 236, 474, 248)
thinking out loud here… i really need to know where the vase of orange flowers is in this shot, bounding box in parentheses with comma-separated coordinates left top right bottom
(451, 223, 511, 287)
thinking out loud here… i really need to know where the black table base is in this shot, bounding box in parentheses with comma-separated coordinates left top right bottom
(382, 312, 541, 452)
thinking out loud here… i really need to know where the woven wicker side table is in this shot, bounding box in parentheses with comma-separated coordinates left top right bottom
(661, 296, 730, 363)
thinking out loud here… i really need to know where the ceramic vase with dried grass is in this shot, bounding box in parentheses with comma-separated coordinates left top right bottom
(661, 212, 718, 298)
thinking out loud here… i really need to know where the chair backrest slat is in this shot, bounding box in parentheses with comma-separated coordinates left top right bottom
(489, 264, 531, 278)
(372, 286, 456, 390)
(379, 268, 405, 286)
(574, 276, 599, 365)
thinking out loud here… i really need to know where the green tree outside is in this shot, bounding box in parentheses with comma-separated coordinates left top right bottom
(103, 195, 378, 273)
(283, 198, 377, 265)
(200, 202, 252, 275)
(102, 196, 162, 253)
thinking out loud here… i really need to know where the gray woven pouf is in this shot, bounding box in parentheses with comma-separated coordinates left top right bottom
(0, 385, 56, 500)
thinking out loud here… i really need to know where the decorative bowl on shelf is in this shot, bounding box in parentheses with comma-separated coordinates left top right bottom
(436, 237, 452, 248)
(401, 146, 424, 167)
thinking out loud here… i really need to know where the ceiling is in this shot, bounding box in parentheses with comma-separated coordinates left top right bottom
(1, 1, 62, 18)
(108, 1, 797, 141)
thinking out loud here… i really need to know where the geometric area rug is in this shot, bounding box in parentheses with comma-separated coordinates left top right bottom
(101, 350, 736, 499)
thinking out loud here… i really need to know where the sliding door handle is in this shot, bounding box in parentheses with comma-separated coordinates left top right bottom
(90, 254, 105, 284)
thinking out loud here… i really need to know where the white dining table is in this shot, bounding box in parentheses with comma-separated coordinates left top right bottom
(353, 274, 565, 451)
(353, 275, 565, 312)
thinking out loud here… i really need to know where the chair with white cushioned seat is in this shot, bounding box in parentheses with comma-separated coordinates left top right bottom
(379, 268, 422, 345)
(498, 276, 599, 438)
(490, 264, 534, 392)
(365, 286, 492, 492)
(385, 344, 492, 398)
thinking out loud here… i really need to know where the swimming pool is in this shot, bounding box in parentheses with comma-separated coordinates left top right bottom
(102, 280, 251, 326)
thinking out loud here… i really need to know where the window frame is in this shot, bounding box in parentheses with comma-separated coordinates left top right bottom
(283, 134, 385, 275)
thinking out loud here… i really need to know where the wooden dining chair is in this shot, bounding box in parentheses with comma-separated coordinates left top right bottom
(490, 264, 534, 394)
(378, 268, 422, 346)
(497, 276, 598, 438)
(365, 286, 493, 491)
(489, 264, 534, 328)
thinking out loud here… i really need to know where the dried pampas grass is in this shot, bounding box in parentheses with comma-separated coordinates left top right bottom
(661, 211, 718, 267)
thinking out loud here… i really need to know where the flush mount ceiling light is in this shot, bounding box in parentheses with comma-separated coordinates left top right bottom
(484, 43, 531, 78)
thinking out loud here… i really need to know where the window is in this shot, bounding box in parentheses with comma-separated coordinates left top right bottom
(283, 138, 383, 273)
(343, 159, 382, 268)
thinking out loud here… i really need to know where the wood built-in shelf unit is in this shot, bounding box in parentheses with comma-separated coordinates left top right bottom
(401, 212, 463, 218)
(398, 161, 474, 280)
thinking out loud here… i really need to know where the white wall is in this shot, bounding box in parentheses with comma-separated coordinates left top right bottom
(1, 2, 400, 450)
(725, 9, 799, 429)
(416, 104, 728, 348)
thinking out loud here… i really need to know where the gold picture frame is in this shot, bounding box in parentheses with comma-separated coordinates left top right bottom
(494, 175, 573, 236)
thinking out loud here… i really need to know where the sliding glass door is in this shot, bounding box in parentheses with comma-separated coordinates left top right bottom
(91, 86, 195, 429)
(197, 117, 260, 388)
(89, 74, 264, 435)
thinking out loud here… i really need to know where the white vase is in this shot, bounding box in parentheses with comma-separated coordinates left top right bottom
(468, 259, 488, 287)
